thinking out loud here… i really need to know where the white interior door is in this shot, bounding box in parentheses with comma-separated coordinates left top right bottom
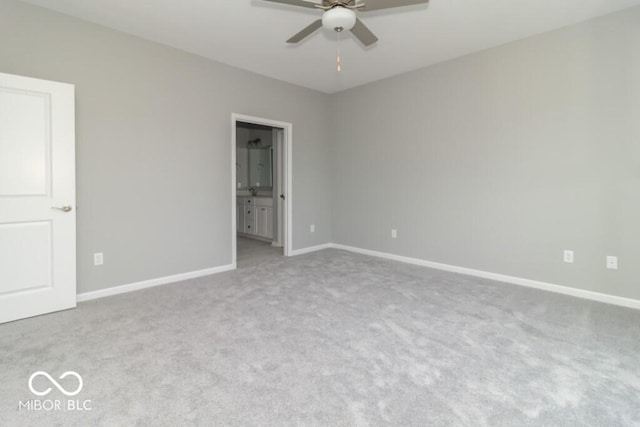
(0, 72, 76, 324)
(274, 129, 284, 248)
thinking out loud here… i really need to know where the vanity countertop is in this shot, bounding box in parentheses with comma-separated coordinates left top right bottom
(237, 195, 271, 199)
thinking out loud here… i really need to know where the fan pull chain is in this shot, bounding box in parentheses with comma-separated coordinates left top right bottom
(336, 31, 342, 73)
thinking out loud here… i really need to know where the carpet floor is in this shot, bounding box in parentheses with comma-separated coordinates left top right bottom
(1, 249, 639, 426)
(236, 235, 283, 269)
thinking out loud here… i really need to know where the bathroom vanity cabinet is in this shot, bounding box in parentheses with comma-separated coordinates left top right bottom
(237, 197, 273, 240)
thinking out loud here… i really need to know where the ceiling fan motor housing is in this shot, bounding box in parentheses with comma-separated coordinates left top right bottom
(322, 7, 356, 32)
(269, 0, 429, 47)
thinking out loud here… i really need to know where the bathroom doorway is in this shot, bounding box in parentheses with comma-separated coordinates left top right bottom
(231, 114, 292, 268)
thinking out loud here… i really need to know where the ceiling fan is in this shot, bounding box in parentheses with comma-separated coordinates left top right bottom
(264, 0, 430, 47)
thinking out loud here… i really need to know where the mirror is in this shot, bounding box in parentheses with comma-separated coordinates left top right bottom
(248, 147, 272, 188)
(236, 122, 273, 190)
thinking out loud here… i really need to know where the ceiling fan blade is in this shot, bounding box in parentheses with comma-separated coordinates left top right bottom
(287, 19, 323, 43)
(263, 0, 320, 9)
(358, 0, 429, 12)
(350, 18, 378, 47)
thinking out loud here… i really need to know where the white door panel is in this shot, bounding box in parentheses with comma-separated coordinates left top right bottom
(0, 72, 76, 324)
(0, 89, 49, 196)
(0, 221, 51, 294)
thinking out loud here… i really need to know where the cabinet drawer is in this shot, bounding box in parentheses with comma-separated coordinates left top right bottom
(253, 198, 273, 207)
(245, 207, 255, 220)
(244, 212, 257, 233)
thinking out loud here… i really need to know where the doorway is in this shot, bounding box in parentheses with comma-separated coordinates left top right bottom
(231, 114, 292, 268)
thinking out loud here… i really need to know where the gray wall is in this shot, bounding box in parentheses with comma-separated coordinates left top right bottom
(1, 0, 638, 302)
(0, 0, 332, 293)
(330, 8, 640, 300)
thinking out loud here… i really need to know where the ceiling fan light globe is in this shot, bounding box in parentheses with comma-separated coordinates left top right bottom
(322, 7, 356, 32)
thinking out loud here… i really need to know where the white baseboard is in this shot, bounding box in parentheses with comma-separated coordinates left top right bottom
(76, 263, 236, 302)
(288, 243, 333, 257)
(330, 244, 640, 310)
(76, 243, 640, 311)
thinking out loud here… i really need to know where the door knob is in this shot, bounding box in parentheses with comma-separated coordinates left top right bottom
(51, 205, 72, 212)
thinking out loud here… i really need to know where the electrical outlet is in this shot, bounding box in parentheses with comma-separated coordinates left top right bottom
(94, 252, 104, 266)
(391, 229, 397, 239)
(606, 256, 618, 270)
(310, 224, 315, 233)
(563, 250, 574, 264)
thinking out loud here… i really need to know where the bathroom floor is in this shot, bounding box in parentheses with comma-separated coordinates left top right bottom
(237, 235, 282, 268)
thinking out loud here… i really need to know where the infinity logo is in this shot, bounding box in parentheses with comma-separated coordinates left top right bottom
(28, 371, 83, 397)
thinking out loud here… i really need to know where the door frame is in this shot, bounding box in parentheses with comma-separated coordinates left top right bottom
(231, 113, 293, 267)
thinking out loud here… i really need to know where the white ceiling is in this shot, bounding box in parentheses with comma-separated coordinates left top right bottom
(20, 0, 640, 93)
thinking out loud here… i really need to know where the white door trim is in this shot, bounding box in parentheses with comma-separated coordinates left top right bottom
(231, 114, 293, 266)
